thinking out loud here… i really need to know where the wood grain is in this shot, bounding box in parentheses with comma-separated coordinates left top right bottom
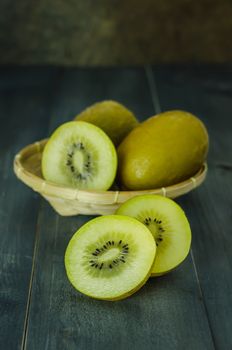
(23, 68, 214, 350)
(0, 67, 59, 349)
(152, 66, 232, 349)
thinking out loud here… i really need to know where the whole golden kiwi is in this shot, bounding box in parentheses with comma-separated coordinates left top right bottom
(74, 100, 138, 146)
(117, 110, 209, 190)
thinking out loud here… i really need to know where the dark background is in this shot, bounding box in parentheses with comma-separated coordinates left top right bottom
(1, 0, 232, 66)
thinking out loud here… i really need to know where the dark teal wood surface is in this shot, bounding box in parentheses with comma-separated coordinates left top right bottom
(0, 66, 231, 350)
(0, 67, 59, 349)
(152, 66, 232, 349)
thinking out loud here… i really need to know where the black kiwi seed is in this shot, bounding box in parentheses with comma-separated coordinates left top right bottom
(143, 216, 165, 242)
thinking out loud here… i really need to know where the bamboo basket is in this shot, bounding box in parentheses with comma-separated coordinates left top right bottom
(13, 139, 207, 216)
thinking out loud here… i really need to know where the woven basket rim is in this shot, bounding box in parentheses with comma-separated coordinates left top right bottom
(13, 139, 208, 204)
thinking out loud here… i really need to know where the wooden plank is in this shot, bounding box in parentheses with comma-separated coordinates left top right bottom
(152, 65, 232, 349)
(24, 68, 214, 350)
(0, 67, 60, 350)
(40, 67, 155, 131)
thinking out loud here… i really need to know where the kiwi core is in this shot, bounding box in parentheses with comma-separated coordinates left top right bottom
(98, 248, 120, 263)
(72, 150, 85, 173)
(66, 142, 92, 180)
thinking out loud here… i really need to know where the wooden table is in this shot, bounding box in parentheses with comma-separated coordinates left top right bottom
(1, 66, 231, 350)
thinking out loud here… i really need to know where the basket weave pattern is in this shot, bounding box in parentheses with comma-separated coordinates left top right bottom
(14, 139, 207, 216)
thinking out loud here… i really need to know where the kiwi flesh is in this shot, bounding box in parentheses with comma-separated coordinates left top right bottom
(74, 100, 139, 146)
(65, 215, 156, 300)
(116, 195, 191, 276)
(42, 121, 117, 190)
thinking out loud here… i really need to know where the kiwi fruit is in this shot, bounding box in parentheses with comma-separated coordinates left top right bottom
(74, 100, 139, 146)
(65, 215, 156, 300)
(42, 121, 117, 190)
(116, 195, 191, 276)
(117, 110, 209, 190)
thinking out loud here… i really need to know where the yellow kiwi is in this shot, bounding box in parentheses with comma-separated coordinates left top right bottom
(116, 195, 191, 276)
(42, 121, 117, 190)
(74, 100, 138, 146)
(117, 110, 209, 190)
(65, 215, 156, 300)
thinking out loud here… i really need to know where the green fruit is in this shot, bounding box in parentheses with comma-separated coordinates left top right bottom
(116, 195, 191, 276)
(42, 121, 117, 190)
(74, 100, 138, 146)
(117, 110, 209, 190)
(65, 215, 156, 300)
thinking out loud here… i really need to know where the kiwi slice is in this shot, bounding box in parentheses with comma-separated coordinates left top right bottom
(116, 195, 191, 276)
(74, 100, 139, 146)
(42, 121, 117, 190)
(65, 215, 156, 300)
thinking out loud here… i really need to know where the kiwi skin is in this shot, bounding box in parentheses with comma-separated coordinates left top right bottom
(74, 100, 139, 146)
(117, 110, 209, 190)
(65, 214, 156, 301)
(151, 263, 181, 277)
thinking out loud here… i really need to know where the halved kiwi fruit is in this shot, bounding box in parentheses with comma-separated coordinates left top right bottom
(42, 121, 117, 190)
(65, 215, 156, 300)
(116, 195, 191, 276)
